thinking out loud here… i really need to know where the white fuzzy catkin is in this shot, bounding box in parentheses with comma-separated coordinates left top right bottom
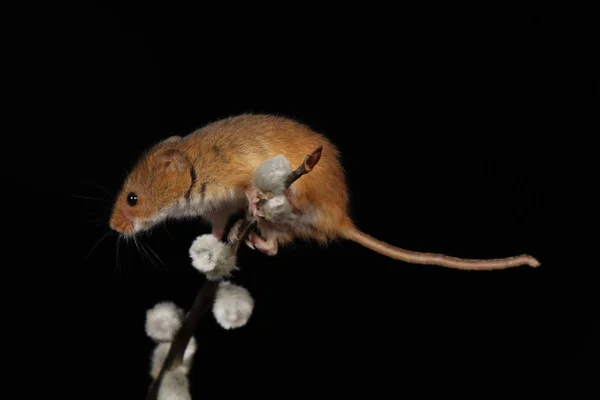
(145, 302, 185, 342)
(253, 154, 293, 194)
(189, 234, 237, 280)
(213, 281, 255, 330)
(158, 369, 192, 400)
(262, 194, 294, 222)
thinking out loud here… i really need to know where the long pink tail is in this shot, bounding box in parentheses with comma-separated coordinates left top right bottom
(342, 227, 540, 270)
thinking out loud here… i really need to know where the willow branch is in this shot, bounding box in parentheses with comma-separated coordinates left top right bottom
(284, 145, 322, 187)
(145, 147, 322, 400)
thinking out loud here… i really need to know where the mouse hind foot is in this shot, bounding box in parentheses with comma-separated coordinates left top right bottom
(247, 188, 301, 223)
(246, 231, 279, 256)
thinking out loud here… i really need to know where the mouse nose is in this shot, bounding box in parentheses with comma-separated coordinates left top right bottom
(108, 217, 120, 232)
(109, 210, 134, 233)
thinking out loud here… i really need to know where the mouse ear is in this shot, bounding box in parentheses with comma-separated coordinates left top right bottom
(157, 148, 188, 173)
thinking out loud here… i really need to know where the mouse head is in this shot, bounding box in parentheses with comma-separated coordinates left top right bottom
(109, 137, 193, 236)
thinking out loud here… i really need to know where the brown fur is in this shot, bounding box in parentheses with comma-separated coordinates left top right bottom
(110, 114, 354, 240)
(183, 114, 353, 242)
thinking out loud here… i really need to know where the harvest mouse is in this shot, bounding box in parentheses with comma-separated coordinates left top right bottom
(109, 113, 540, 270)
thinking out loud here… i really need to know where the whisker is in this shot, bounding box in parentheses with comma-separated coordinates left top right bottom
(91, 183, 114, 199)
(79, 180, 115, 200)
(136, 236, 162, 270)
(141, 238, 168, 271)
(72, 194, 111, 203)
(131, 234, 147, 261)
(131, 235, 145, 265)
(84, 231, 111, 264)
(84, 210, 111, 229)
(116, 235, 122, 274)
(163, 220, 175, 240)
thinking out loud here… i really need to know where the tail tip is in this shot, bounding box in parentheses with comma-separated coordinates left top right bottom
(526, 256, 541, 268)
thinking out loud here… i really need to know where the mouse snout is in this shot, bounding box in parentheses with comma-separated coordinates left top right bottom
(109, 209, 134, 234)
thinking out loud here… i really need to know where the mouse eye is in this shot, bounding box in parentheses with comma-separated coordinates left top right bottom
(126, 192, 138, 206)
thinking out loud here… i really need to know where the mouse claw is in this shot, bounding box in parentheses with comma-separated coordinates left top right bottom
(247, 231, 278, 256)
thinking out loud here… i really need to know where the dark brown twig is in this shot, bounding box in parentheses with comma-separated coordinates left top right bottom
(284, 145, 322, 188)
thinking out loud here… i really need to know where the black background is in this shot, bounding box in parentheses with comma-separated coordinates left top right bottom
(2, 2, 597, 399)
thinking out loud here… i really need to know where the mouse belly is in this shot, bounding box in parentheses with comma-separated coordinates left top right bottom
(170, 188, 248, 240)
